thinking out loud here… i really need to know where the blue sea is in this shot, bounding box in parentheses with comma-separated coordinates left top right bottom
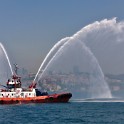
(0, 102, 124, 124)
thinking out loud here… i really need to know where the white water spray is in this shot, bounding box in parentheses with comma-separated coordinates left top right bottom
(38, 37, 112, 98)
(73, 18, 124, 74)
(34, 37, 70, 82)
(0, 43, 13, 75)
(34, 18, 124, 98)
(37, 39, 70, 80)
(37, 18, 124, 75)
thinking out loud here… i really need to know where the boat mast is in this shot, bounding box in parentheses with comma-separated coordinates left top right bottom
(14, 64, 19, 75)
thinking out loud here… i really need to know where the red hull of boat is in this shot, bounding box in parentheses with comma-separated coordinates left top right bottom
(0, 93, 72, 104)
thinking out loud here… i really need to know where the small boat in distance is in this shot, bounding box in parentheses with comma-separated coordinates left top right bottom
(0, 64, 72, 104)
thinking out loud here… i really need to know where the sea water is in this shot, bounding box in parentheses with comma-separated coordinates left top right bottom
(0, 102, 124, 124)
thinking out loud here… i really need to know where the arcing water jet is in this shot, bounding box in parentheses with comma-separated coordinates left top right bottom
(0, 43, 13, 75)
(34, 18, 124, 99)
(34, 37, 70, 82)
(0, 43, 13, 83)
(38, 37, 112, 98)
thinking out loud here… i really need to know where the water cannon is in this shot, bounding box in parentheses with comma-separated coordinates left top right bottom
(29, 81, 37, 89)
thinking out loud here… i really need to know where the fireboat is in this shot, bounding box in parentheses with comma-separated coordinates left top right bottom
(0, 64, 72, 104)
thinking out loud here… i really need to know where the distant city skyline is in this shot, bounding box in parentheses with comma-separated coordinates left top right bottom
(0, 0, 124, 74)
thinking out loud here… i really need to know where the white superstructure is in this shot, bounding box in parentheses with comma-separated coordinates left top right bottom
(0, 75, 36, 98)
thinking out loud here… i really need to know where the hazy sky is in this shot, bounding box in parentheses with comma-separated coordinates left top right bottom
(0, 0, 124, 73)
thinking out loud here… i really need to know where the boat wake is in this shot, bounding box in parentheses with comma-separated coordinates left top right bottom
(70, 97, 124, 102)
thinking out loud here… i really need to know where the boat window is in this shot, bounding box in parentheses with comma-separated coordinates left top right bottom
(21, 93, 24, 96)
(7, 84, 15, 89)
(12, 94, 13, 96)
